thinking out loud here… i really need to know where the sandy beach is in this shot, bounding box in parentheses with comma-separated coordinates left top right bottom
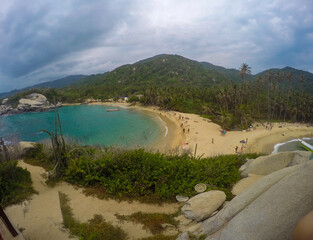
(90, 102, 313, 156)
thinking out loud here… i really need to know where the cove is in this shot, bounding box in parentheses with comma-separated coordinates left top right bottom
(0, 105, 164, 147)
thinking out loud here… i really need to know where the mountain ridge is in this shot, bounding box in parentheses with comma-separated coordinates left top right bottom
(1, 54, 313, 100)
(0, 75, 86, 99)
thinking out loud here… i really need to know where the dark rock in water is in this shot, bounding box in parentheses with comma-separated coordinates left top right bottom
(0, 93, 61, 116)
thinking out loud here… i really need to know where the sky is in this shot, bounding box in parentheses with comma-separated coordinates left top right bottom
(0, 0, 312, 92)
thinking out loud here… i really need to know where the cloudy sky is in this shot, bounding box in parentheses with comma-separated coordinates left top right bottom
(0, 0, 312, 92)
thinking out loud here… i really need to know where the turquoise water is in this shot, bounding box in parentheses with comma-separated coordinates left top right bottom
(0, 105, 164, 147)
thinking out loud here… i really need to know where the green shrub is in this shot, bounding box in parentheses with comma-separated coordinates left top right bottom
(0, 161, 35, 207)
(64, 148, 258, 201)
(26, 143, 259, 201)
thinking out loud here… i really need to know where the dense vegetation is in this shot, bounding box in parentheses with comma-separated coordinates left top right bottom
(5, 54, 311, 129)
(27, 144, 259, 201)
(0, 161, 35, 207)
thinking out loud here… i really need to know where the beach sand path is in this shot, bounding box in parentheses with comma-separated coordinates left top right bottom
(5, 161, 180, 240)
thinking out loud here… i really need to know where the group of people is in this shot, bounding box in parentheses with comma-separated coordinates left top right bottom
(235, 138, 248, 153)
(264, 122, 273, 130)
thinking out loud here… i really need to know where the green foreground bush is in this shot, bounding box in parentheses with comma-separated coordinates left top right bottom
(63, 148, 259, 201)
(26, 144, 259, 201)
(0, 161, 35, 207)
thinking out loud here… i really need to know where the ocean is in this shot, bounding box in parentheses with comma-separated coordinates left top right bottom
(273, 137, 313, 153)
(0, 105, 165, 148)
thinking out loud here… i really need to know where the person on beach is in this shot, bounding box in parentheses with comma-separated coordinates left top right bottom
(212, 138, 214, 144)
(235, 146, 238, 153)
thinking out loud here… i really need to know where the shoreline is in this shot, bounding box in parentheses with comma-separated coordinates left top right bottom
(87, 102, 185, 153)
(52, 102, 313, 155)
(86, 102, 313, 155)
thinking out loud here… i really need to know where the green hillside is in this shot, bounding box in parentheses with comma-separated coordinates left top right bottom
(255, 67, 313, 93)
(76, 54, 233, 89)
(4, 54, 313, 128)
(200, 62, 245, 82)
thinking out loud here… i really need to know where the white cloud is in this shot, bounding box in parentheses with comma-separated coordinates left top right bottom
(0, 0, 312, 92)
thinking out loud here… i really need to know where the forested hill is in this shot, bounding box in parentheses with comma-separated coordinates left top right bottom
(76, 54, 236, 90)
(256, 67, 313, 92)
(3, 54, 313, 127)
(200, 62, 245, 82)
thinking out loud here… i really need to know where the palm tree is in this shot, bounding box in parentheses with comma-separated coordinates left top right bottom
(239, 63, 252, 82)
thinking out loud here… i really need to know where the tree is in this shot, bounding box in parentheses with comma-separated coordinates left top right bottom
(239, 63, 251, 82)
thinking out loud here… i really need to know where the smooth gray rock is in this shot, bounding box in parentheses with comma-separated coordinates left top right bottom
(240, 151, 309, 177)
(17, 93, 51, 111)
(203, 161, 313, 240)
(176, 232, 190, 240)
(202, 165, 298, 236)
(240, 152, 294, 177)
(238, 158, 253, 172)
(182, 191, 226, 222)
(187, 222, 202, 235)
(0, 104, 13, 115)
(0, 93, 61, 116)
(288, 151, 312, 166)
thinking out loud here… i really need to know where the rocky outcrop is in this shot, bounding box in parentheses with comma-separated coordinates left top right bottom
(0, 104, 13, 115)
(176, 232, 190, 240)
(182, 191, 226, 222)
(0, 93, 61, 116)
(202, 160, 313, 240)
(231, 173, 263, 196)
(240, 151, 312, 177)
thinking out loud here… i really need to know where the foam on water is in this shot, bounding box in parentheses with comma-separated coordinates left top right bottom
(272, 137, 313, 153)
(156, 116, 168, 136)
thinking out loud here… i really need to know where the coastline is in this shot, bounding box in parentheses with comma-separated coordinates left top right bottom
(89, 102, 185, 153)
(62, 102, 313, 156)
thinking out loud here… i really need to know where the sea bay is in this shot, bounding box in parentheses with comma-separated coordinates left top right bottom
(0, 105, 164, 147)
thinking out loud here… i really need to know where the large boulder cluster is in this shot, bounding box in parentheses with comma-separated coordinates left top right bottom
(0, 93, 61, 115)
(178, 151, 313, 240)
